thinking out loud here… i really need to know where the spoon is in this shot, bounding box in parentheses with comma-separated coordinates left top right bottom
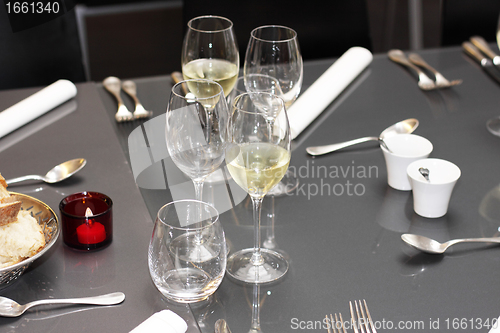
(215, 319, 232, 333)
(0, 292, 125, 317)
(419, 167, 430, 181)
(5, 158, 86, 185)
(306, 118, 418, 156)
(401, 233, 500, 254)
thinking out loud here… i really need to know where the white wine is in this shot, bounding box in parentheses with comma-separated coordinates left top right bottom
(183, 58, 239, 96)
(226, 142, 290, 198)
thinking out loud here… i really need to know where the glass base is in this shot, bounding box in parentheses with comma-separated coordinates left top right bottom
(170, 232, 219, 263)
(226, 248, 288, 283)
(487, 117, 500, 137)
(267, 169, 299, 196)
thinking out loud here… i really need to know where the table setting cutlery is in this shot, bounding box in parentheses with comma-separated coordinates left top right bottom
(388, 49, 462, 90)
(327, 300, 376, 333)
(306, 118, 418, 156)
(103, 76, 152, 122)
(0, 292, 125, 317)
(401, 233, 500, 254)
(5, 158, 86, 185)
(462, 41, 500, 84)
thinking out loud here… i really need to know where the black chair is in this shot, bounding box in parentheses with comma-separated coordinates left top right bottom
(0, 7, 86, 90)
(182, 0, 372, 62)
(441, 0, 500, 46)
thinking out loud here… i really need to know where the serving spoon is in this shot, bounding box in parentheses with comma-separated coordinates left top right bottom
(6, 158, 86, 185)
(306, 118, 418, 156)
(0, 292, 125, 317)
(401, 233, 500, 254)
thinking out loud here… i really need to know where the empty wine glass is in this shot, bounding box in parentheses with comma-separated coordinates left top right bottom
(182, 15, 240, 97)
(148, 200, 226, 303)
(225, 92, 291, 283)
(487, 13, 500, 136)
(165, 79, 229, 201)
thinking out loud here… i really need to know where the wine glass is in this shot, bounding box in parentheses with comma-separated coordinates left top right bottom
(182, 15, 240, 97)
(165, 79, 229, 201)
(487, 13, 500, 136)
(225, 92, 291, 283)
(244, 25, 303, 108)
(244, 25, 302, 195)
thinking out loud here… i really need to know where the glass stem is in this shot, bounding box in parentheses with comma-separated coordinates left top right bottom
(193, 180, 204, 244)
(251, 196, 264, 266)
(250, 283, 261, 331)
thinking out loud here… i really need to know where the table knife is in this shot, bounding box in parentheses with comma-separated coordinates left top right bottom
(470, 36, 500, 67)
(463, 41, 500, 84)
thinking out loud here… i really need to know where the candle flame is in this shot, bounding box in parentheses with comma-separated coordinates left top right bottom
(85, 207, 93, 217)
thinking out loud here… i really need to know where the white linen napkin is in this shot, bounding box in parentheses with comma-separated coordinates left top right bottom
(129, 310, 188, 333)
(287, 47, 373, 139)
(0, 79, 77, 139)
(489, 316, 500, 333)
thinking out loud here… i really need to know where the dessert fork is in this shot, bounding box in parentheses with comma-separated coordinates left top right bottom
(350, 300, 377, 333)
(103, 76, 134, 122)
(326, 313, 347, 333)
(122, 80, 153, 119)
(408, 53, 462, 88)
(388, 49, 436, 90)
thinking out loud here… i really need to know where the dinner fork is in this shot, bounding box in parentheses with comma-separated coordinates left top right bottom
(103, 76, 134, 122)
(122, 80, 153, 119)
(326, 313, 347, 333)
(408, 53, 462, 88)
(350, 300, 377, 333)
(388, 50, 436, 90)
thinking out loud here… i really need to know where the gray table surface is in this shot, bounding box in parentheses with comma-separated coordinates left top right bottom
(2, 44, 500, 333)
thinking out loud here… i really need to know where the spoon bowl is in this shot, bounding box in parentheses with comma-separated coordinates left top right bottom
(306, 118, 418, 156)
(0, 292, 125, 317)
(6, 158, 86, 185)
(401, 233, 500, 254)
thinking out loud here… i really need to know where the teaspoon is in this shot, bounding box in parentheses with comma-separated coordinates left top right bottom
(5, 158, 86, 185)
(0, 292, 125, 317)
(401, 233, 500, 254)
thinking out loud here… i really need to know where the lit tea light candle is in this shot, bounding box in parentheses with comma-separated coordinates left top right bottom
(60, 191, 113, 251)
(76, 207, 106, 245)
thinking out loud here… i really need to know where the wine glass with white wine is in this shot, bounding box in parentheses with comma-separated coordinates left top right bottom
(244, 25, 302, 195)
(486, 12, 500, 136)
(182, 15, 240, 97)
(225, 92, 291, 283)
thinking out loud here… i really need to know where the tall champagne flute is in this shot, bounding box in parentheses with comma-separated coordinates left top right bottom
(165, 79, 229, 202)
(486, 13, 500, 136)
(182, 15, 240, 97)
(225, 92, 291, 283)
(244, 25, 302, 195)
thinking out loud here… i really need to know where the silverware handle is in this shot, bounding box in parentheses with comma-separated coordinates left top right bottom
(122, 81, 141, 105)
(388, 50, 427, 76)
(462, 42, 485, 63)
(306, 137, 379, 156)
(408, 53, 438, 74)
(450, 237, 500, 246)
(25, 292, 125, 311)
(5, 175, 43, 185)
(470, 36, 498, 60)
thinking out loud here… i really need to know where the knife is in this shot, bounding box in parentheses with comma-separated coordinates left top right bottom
(462, 41, 500, 84)
(470, 36, 500, 67)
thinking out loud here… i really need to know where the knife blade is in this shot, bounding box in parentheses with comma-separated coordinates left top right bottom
(470, 36, 500, 67)
(463, 41, 500, 84)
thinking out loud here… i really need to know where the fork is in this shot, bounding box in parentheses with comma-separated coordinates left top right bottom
(350, 300, 377, 333)
(122, 80, 153, 119)
(388, 49, 436, 90)
(408, 53, 462, 88)
(103, 76, 134, 122)
(326, 313, 347, 333)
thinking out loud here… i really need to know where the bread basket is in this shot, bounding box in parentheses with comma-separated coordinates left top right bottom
(0, 192, 60, 289)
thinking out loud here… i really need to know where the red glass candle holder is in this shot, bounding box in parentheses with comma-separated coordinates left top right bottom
(60, 191, 113, 251)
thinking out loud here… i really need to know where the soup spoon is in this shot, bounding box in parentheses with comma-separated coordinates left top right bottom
(0, 292, 125, 317)
(401, 233, 500, 254)
(5, 158, 86, 185)
(306, 118, 418, 156)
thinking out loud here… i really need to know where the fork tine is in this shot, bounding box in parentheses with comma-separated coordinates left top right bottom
(355, 301, 367, 333)
(362, 300, 377, 333)
(327, 315, 333, 333)
(337, 313, 347, 333)
(349, 302, 360, 333)
(327, 313, 347, 333)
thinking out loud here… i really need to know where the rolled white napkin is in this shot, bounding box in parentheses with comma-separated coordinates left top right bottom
(130, 310, 188, 333)
(0, 79, 77, 139)
(287, 47, 373, 139)
(489, 316, 500, 333)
